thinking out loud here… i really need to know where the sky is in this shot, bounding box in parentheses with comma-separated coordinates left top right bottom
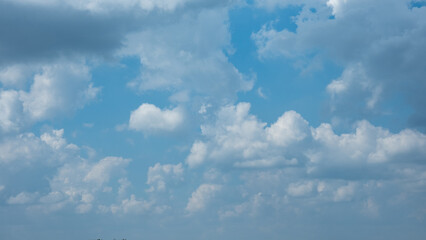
(1, 0, 426, 239)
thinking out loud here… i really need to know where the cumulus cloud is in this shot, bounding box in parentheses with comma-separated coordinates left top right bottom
(287, 181, 314, 197)
(0, 64, 33, 88)
(0, 90, 26, 132)
(20, 63, 99, 121)
(0, 125, 135, 214)
(31, 156, 132, 213)
(187, 102, 426, 177)
(0, 129, 78, 166)
(252, 0, 426, 124)
(186, 102, 304, 169)
(186, 184, 221, 213)
(122, 8, 253, 102)
(219, 192, 264, 219)
(129, 103, 184, 132)
(0, 62, 99, 132)
(107, 195, 152, 215)
(186, 141, 208, 168)
(146, 163, 184, 192)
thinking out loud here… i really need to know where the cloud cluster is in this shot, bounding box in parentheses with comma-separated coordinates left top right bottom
(146, 163, 184, 192)
(122, 7, 253, 102)
(187, 102, 426, 177)
(252, 0, 426, 125)
(0, 62, 99, 132)
(0, 129, 78, 166)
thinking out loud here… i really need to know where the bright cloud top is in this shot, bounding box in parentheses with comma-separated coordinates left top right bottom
(129, 103, 184, 132)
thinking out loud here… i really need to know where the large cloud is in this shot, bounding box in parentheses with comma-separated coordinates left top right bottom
(0, 62, 99, 132)
(186, 102, 426, 177)
(0, 129, 78, 166)
(121, 7, 253, 102)
(252, 0, 426, 127)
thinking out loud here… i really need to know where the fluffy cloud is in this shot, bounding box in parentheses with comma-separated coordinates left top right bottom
(146, 163, 184, 192)
(39, 156, 131, 213)
(186, 184, 221, 213)
(0, 125, 133, 214)
(0, 62, 99, 132)
(20, 63, 99, 120)
(187, 102, 426, 176)
(122, 8, 253, 102)
(0, 129, 78, 166)
(0, 64, 33, 88)
(129, 103, 184, 132)
(252, 0, 426, 124)
(0, 90, 26, 132)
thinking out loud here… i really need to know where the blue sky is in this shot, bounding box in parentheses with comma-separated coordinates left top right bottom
(1, 0, 426, 239)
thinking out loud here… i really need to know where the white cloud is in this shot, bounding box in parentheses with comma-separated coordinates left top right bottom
(40, 129, 67, 150)
(146, 163, 184, 192)
(186, 141, 207, 168)
(42, 156, 131, 213)
(186, 184, 221, 213)
(187, 102, 426, 179)
(369, 129, 426, 163)
(0, 64, 34, 88)
(0, 62, 99, 132)
(254, 0, 321, 10)
(129, 103, 184, 132)
(122, 8, 253, 102)
(20, 63, 99, 121)
(7, 192, 38, 204)
(219, 192, 264, 218)
(84, 157, 131, 186)
(252, 0, 426, 121)
(109, 195, 152, 215)
(287, 181, 314, 197)
(0, 90, 25, 132)
(0, 129, 78, 166)
(362, 198, 379, 217)
(333, 183, 356, 202)
(266, 110, 310, 147)
(0, 185, 4, 192)
(118, 178, 131, 196)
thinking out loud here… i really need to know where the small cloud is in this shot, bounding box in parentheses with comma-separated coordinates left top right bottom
(198, 104, 212, 114)
(333, 183, 356, 202)
(83, 123, 94, 128)
(128, 103, 184, 133)
(257, 87, 267, 99)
